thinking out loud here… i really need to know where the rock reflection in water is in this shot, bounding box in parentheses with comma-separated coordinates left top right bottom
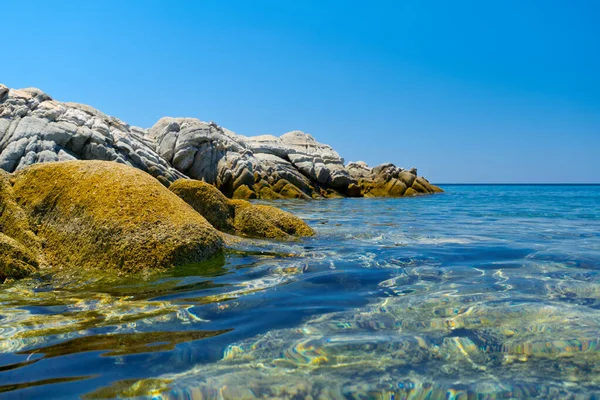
(17, 329, 231, 359)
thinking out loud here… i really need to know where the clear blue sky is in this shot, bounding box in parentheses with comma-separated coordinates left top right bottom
(3, 0, 599, 183)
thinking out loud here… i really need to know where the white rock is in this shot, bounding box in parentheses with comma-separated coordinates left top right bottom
(0, 84, 425, 197)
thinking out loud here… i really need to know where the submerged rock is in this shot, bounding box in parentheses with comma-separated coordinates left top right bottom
(11, 161, 223, 274)
(169, 179, 314, 239)
(1, 84, 442, 199)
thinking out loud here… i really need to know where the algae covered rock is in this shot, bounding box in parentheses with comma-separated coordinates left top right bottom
(12, 161, 223, 274)
(273, 179, 311, 199)
(256, 185, 284, 200)
(348, 162, 443, 197)
(0, 233, 38, 281)
(169, 178, 314, 239)
(0, 170, 42, 252)
(230, 200, 315, 239)
(169, 178, 234, 232)
(404, 187, 419, 197)
(232, 184, 257, 200)
(0, 170, 43, 280)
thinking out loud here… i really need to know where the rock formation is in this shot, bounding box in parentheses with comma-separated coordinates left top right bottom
(11, 160, 223, 275)
(347, 162, 443, 197)
(0, 85, 184, 186)
(0, 169, 43, 280)
(0, 161, 315, 282)
(169, 179, 314, 239)
(0, 84, 442, 198)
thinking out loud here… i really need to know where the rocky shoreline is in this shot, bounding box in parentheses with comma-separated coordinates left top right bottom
(0, 84, 441, 199)
(0, 84, 441, 282)
(0, 160, 314, 282)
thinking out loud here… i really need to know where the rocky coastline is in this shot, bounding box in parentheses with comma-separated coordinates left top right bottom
(0, 84, 441, 199)
(0, 84, 441, 282)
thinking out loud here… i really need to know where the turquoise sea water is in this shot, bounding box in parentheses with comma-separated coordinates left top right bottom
(1, 185, 600, 399)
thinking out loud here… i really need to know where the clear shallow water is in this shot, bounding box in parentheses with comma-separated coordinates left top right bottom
(1, 185, 600, 399)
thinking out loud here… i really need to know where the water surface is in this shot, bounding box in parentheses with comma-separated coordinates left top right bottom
(1, 185, 600, 399)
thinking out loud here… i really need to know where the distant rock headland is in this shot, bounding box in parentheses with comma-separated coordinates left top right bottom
(0, 84, 442, 199)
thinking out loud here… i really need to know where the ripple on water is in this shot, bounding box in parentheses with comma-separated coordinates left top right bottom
(2, 187, 600, 398)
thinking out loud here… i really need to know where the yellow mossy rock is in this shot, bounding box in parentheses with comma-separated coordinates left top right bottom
(230, 200, 315, 239)
(0, 170, 42, 253)
(271, 179, 290, 192)
(404, 187, 419, 196)
(270, 179, 310, 199)
(346, 183, 362, 197)
(320, 188, 344, 199)
(12, 161, 223, 274)
(411, 179, 429, 194)
(415, 177, 443, 193)
(258, 186, 284, 200)
(232, 184, 257, 199)
(169, 179, 234, 232)
(279, 183, 310, 199)
(0, 170, 42, 280)
(360, 178, 407, 197)
(169, 179, 314, 239)
(0, 233, 38, 281)
(398, 170, 417, 187)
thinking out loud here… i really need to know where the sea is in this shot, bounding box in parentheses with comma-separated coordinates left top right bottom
(1, 185, 600, 399)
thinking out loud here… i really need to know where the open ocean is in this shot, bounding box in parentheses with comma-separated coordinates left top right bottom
(1, 185, 600, 399)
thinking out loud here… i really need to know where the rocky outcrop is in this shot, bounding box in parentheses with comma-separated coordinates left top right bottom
(0, 85, 184, 186)
(347, 162, 443, 197)
(11, 161, 223, 275)
(169, 179, 314, 239)
(1, 84, 442, 198)
(0, 160, 316, 282)
(148, 119, 331, 199)
(246, 131, 353, 190)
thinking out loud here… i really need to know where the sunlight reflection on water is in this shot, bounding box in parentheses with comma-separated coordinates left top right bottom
(1, 185, 600, 399)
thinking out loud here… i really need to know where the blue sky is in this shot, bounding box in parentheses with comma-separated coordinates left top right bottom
(2, 0, 599, 183)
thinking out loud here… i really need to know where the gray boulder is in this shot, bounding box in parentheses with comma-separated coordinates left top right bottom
(0, 86, 185, 185)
